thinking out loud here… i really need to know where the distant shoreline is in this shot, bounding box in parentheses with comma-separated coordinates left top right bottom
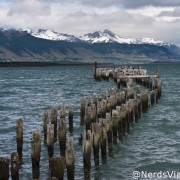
(0, 62, 96, 67)
(0, 61, 179, 67)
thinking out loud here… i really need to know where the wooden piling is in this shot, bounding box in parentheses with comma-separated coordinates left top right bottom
(100, 119, 107, 162)
(51, 107, 57, 141)
(116, 106, 123, 141)
(83, 139, 92, 180)
(106, 97, 111, 113)
(68, 108, 73, 133)
(16, 118, 23, 159)
(97, 98, 102, 119)
(141, 90, 148, 113)
(134, 101, 139, 123)
(80, 98, 86, 124)
(101, 100, 106, 118)
(58, 117, 66, 157)
(43, 111, 48, 144)
(112, 110, 119, 144)
(0, 157, 9, 180)
(92, 123, 100, 167)
(85, 106, 92, 131)
(47, 123, 54, 165)
(121, 105, 127, 136)
(66, 136, 75, 180)
(137, 94, 142, 118)
(150, 90, 155, 106)
(51, 156, 65, 180)
(11, 152, 19, 180)
(106, 113, 113, 154)
(31, 130, 41, 179)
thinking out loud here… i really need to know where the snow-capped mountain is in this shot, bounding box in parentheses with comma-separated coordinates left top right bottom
(19, 28, 81, 42)
(1, 27, 180, 63)
(17, 28, 172, 46)
(79, 29, 171, 46)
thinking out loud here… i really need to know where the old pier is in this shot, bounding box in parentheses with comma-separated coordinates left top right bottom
(0, 62, 162, 179)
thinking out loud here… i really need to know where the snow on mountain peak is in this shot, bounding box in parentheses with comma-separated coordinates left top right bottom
(19, 28, 80, 42)
(79, 29, 171, 46)
(14, 27, 172, 46)
(79, 29, 137, 44)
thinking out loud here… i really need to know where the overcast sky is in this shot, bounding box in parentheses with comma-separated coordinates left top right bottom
(0, 0, 180, 45)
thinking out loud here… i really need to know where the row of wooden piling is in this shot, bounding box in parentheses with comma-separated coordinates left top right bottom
(0, 106, 75, 180)
(79, 65, 162, 179)
(0, 64, 162, 179)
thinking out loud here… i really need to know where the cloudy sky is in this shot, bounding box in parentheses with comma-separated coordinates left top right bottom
(0, 0, 180, 45)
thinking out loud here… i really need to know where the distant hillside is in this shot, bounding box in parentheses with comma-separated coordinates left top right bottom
(0, 29, 180, 64)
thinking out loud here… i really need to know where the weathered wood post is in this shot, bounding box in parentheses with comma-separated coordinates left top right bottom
(106, 113, 113, 154)
(106, 97, 111, 113)
(0, 157, 9, 180)
(51, 107, 57, 141)
(83, 134, 92, 180)
(80, 97, 86, 124)
(129, 100, 134, 124)
(121, 104, 127, 136)
(68, 108, 73, 133)
(112, 110, 119, 144)
(92, 123, 100, 167)
(31, 130, 41, 179)
(91, 103, 97, 123)
(85, 105, 92, 131)
(100, 119, 107, 162)
(116, 106, 123, 141)
(134, 101, 139, 123)
(137, 94, 142, 118)
(102, 100, 107, 118)
(150, 90, 155, 106)
(47, 123, 54, 166)
(58, 117, 66, 157)
(66, 136, 75, 180)
(16, 118, 23, 159)
(141, 90, 148, 113)
(11, 152, 19, 180)
(97, 98, 102, 119)
(43, 111, 48, 144)
(92, 93, 97, 111)
(51, 156, 65, 180)
(117, 78, 121, 89)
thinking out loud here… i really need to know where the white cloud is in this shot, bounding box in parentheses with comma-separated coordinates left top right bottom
(0, 0, 180, 45)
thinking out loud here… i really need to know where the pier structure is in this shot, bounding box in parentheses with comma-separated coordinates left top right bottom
(0, 62, 162, 180)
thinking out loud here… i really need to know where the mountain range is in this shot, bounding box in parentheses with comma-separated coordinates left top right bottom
(0, 28, 180, 64)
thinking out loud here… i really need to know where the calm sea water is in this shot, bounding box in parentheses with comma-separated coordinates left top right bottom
(0, 63, 180, 180)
